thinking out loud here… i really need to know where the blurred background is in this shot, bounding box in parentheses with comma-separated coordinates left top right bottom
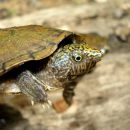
(0, 0, 130, 130)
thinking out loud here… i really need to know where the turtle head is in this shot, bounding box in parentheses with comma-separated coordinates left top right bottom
(49, 43, 103, 81)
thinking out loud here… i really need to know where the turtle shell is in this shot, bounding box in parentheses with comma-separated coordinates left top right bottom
(0, 25, 73, 76)
(0, 25, 107, 76)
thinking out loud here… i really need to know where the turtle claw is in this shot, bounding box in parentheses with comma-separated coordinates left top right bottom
(47, 100, 52, 106)
(41, 104, 46, 109)
(45, 85, 58, 91)
(31, 100, 35, 106)
(41, 103, 49, 110)
(41, 100, 52, 110)
(45, 85, 54, 91)
(30, 99, 52, 110)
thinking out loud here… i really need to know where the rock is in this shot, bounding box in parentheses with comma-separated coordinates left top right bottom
(0, 1, 130, 130)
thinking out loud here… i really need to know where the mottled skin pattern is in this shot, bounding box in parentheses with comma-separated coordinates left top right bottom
(17, 42, 102, 106)
(0, 25, 107, 109)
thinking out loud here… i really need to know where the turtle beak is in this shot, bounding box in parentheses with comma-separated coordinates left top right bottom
(87, 50, 103, 62)
(94, 51, 103, 62)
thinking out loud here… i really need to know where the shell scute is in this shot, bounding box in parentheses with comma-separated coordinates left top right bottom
(0, 25, 72, 76)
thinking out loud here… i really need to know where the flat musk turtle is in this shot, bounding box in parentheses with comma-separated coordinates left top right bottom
(0, 25, 107, 108)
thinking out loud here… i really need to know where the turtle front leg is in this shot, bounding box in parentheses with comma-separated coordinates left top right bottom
(63, 85, 76, 106)
(53, 84, 76, 113)
(17, 70, 51, 108)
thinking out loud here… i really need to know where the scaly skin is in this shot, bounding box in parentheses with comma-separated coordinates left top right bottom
(38, 43, 102, 87)
(30, 43, 102, 105)
(0, 25, 107, 111)
(1, 42, 103, 109)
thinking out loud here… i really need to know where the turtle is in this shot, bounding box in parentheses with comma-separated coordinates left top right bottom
(0, 25, 108, 109)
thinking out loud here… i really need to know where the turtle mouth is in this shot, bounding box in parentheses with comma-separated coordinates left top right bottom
(70, 60, 97, 76)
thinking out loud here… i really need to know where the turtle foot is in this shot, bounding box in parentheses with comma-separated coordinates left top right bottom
(52, 99, 70, 113)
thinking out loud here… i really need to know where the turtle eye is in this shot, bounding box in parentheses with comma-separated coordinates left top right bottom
(73, 53, 83, 62)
